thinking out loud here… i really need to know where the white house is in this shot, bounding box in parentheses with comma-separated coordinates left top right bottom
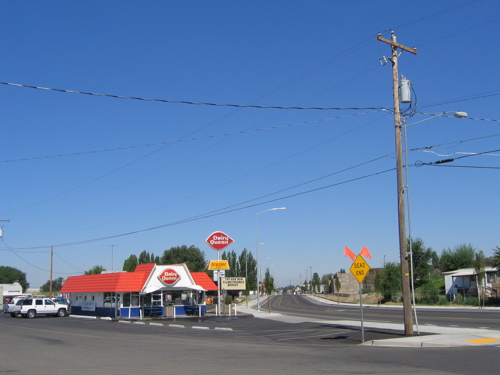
(443, 267, 498, 301)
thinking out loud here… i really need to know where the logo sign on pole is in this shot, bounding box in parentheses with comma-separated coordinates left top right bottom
(349, 254, 371, 283)
(221, 277, 246, 290)
(208, 260, 230, 270)
(205, 231, 234, 251)
(158, 268, 181, 286)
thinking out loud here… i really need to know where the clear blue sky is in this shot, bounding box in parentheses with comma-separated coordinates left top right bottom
(1, 1, 498, 288)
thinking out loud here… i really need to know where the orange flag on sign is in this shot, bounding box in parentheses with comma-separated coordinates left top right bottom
(344, 246, 356, 261)
(360, 245, 372, 260)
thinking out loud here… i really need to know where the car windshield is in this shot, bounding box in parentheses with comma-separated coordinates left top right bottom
(16, 300, 24, 305)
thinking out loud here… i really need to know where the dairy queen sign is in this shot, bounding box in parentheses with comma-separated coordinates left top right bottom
(158, 268, 180, 286)
(205, 231, 234, 251)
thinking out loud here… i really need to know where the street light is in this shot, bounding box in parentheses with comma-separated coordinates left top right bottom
(402, 110, 468, 335)
(256, 207, 286, 312)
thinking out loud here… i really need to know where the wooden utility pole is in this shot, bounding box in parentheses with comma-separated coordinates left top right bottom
(49, 246, 54, 298)
(377, 31, 417, 336)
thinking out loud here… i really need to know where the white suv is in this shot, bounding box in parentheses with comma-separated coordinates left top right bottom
(19, 298, 68, 319)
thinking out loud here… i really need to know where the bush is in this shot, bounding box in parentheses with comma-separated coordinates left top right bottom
(224, 294, 233, 305)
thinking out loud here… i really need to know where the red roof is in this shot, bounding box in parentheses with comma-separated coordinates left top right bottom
(61, 263, 155, 293)
(191, 272, 219, 291)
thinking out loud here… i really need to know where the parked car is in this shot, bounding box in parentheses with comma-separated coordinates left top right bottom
(3, 295, 28, 314)
(18, 298, 69, 319)
(10, 299, 26, 317)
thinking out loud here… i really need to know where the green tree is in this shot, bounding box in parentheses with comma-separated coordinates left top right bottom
(40, 277, 64, 293)
(334, 276, 342, 304)
(321, 273, 334, 294)
(0, 266, 29, 291)
(123, 254, 138, 272)
(431, 251, 440, 270)
(138, 250, 159, 264)
(311, 272, 321, 293)
(238, 248, 256, 297)
(408, 237, 433, 288)
(440, 244, 476, 272)
(263, 268, 275, 312)
(474, 250, 486, 308)
(492, 246, 500, 269)
(160, 245, 206, 272)
(374, 262, 401, 301)
(222, 250, 239, 277)
(84, 265, 106, 275)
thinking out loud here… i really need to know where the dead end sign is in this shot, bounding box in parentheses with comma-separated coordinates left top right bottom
(206, 231, 234, 251)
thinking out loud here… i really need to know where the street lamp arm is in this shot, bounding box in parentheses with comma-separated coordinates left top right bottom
(406, 111, 468, 127)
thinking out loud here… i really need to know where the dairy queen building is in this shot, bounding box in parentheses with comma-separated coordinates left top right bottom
(60, 263, 218, 319)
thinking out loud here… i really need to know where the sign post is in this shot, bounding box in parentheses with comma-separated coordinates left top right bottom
(206, 231, 234, 316)
(349, 254, 371, 343)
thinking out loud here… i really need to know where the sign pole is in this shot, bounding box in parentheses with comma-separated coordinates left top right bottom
(217, 250, 221, 317)
(359, 282, 364, 343)
(205, 231, 234, 318)
(349, 253, 371, 344)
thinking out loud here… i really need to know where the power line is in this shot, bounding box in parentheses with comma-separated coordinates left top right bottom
(0, 81, 386, 112)
(0, 111, 383, 164)
(8, 166, 395, 250)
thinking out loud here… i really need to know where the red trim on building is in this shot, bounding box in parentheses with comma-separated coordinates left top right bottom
(61, 263, 155, 293)
(191, 272, 219, 291)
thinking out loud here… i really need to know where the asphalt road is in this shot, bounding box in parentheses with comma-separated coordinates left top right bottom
(269, 294, 500, 331)
(1, 309, 499, 375)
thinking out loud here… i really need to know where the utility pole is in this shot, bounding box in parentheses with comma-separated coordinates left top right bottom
(309, 266, 313, 293)
(377, 31, 417, 336)
(49, 246, 54, 298)
(109, 244, 117, 271)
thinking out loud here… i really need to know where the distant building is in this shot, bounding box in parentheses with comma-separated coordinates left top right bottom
(0, 282, 23, 297)
(443, 267, 499, 300)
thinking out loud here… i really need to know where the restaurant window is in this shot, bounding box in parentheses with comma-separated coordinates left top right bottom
(123, 292, 140, 307)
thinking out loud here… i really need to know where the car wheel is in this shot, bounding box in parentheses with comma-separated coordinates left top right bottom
(57, 308, 67, 317)
(10, 313, 16, 317)
(27, 310, 36, 319)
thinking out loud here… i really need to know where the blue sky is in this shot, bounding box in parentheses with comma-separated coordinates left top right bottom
(1, 1, 498, 288)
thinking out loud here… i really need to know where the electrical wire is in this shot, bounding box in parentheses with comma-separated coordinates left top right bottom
(0, 81, 386, 112)
(8, 164, 396, 250)
(0, 111, 383, 164)
(382, 0, 483, 33)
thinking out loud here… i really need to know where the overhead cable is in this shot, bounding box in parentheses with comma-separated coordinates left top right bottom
(0, 81, 387, 111)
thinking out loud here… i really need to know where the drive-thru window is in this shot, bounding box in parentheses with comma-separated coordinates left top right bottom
(61, 263, 218, 318)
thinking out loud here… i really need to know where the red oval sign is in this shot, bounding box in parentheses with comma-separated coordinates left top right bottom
(158, 269, 180, 285)
(206, 231, 234, 251)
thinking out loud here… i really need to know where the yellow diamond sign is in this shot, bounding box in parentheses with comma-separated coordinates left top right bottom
(350, 254, 370, 283)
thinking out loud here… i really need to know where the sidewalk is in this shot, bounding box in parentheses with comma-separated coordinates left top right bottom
(236, 295, 500, 348)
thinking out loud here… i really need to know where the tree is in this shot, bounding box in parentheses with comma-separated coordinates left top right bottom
(492, 246, 500, 269)
(123, 254, 138, 272)
(311, 272, 321, 293)
(0, 266, 29, 291)
(160, 245, 206, 272)
(238, 248, 256, 300)
(84, 265, 106, 275)
(374, 262, 401, 301)
(474, 250, 486, 308)
(222, 250, 239, 277)
(321, 273, 334, 294)
(440, 244, 476, 272)
(408, 237, 433, 288)
(263, 268, 274, 313)
(138, 250, 159, 264)
(40, 277, 64, 293)
(334, 276, 341, 304)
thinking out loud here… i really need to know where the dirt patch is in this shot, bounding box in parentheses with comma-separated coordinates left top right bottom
(314, 292, 384, 305)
